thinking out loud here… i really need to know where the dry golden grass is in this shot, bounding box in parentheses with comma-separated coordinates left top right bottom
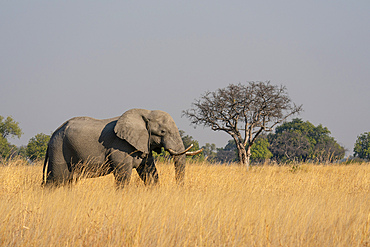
(1, 160, 370, 246)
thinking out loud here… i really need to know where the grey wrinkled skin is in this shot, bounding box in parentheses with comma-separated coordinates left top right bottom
(42, 109, 187, 188)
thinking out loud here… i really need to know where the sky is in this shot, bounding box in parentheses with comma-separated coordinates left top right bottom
(1, 1, 369, 156)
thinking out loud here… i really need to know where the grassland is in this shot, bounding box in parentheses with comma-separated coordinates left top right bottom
(1, 159, 369, 246)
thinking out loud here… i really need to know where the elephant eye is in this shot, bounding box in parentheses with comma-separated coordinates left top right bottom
(161, 130, 166, 135)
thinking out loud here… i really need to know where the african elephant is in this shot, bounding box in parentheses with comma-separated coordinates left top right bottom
(42, 108, 202, 187)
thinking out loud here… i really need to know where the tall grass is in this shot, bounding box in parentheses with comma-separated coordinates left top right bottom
(1, 159, 369, 246)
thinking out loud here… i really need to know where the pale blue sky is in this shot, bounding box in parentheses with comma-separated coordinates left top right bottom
(1, 1, 369, 155)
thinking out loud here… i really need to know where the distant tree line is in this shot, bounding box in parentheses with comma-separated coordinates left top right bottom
(0, 115, 50, 163)
(152, 118, 347, 164)
(188, 118, 347, 164)
(0, 113, 370, 165)
(182, 81, 360, 165)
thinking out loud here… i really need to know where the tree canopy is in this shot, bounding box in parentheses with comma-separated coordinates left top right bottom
(268, 119, 345, 162)
(250, 136, 273, 162)
(0, 116, 22, 159)
(26, 133, 50, 161)
(183, 81, 302, 167)
(0, 116, 22, 139)
(353, 132, 370, 160)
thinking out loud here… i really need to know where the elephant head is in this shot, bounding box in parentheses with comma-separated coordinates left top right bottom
(114, 109, 202, 183)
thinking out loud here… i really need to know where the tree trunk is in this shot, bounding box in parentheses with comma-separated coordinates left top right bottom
(236, 142, 250, 169)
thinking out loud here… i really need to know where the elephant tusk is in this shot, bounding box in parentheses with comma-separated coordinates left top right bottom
(185, 148, 203, 156)
(167, 144, 193, 156)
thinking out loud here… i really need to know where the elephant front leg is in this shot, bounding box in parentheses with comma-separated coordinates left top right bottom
(113, 164, 133, 189)
(136, 155, 159, 186)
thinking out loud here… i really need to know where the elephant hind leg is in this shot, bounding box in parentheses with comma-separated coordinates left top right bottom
(44, 161, 73, 187)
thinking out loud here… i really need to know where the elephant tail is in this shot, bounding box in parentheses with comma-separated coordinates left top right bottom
(42, 146, 49, 186)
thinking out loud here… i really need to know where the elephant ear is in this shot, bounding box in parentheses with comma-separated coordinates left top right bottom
(114, 109, 150, 154)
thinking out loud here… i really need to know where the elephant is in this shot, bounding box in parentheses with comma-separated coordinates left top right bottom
(42, 108, 202, 187)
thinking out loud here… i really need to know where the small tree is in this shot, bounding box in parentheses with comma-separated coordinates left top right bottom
(183, 81, 302, 167)
(269, 119, 345, 162)
(0, 116, 22, 139)
(26, 133, 50, 161)
(354, 132, 370, 160)
(250, 137, 273, 163)
(0, 116, 22, 159)
(268, 130, 311, 162)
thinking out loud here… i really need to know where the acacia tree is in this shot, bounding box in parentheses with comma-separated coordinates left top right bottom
(183, 81, 302, 167)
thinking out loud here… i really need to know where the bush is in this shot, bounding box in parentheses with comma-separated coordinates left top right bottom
(26, 133, 50, 161)
(354, 132, 370, 160)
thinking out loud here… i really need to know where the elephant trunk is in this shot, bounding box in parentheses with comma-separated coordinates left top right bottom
(173, 155, 186, 185)
(163, 138, 187, 185)
(169, 146, 203, 185)
(163, 135, 203, 185)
